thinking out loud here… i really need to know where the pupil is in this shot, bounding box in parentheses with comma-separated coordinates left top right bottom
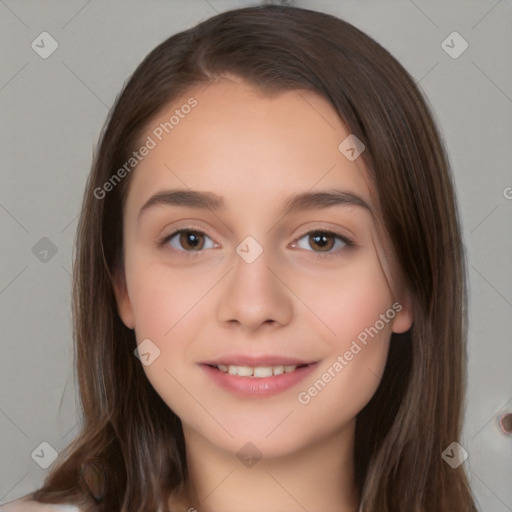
(311, 232, 333, 252)
(182, 231, 202, 250)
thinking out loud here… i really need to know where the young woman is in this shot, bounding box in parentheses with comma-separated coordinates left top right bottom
(1, 4, 479, 512)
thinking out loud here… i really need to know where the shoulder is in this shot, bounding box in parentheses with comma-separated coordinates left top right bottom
(0, 496, 82, 512)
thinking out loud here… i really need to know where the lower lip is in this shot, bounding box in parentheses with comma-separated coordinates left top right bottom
(199, 363, 318, 396)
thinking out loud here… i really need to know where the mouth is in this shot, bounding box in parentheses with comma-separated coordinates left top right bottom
(199, 359, 319, 396)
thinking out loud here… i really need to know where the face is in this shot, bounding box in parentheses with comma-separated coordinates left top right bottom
(113, 77, 413, 459)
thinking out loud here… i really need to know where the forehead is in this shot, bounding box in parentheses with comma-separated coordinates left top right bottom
(124, 78, 372, 218)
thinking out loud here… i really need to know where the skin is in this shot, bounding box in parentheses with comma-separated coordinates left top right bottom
(113, 76, 413, 512)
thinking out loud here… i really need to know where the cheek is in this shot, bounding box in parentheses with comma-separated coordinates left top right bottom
(290, 252, 394, 406)
(125, 259, 214, 396)
(126, 258, 212, 341)
(293, 250, 394, 349)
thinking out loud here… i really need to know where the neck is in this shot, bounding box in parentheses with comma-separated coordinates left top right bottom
(169, 420, 359, 512)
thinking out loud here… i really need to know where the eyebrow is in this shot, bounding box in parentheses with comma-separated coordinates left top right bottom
(137, 188, 372, 221)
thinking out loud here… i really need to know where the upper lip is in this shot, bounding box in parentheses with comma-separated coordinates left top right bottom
(201, 355, 317, 367)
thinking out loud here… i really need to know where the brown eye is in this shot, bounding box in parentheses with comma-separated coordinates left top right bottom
(178, 231, 205, 251)
(308, 232, 335, 252)
(293, 230, 353, 257)
(162, 229, 215, 252)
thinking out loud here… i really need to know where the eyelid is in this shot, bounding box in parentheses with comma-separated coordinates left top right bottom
(157, 225, 217, 252)
(290, 228, 354, 258)
(157, 225, 355, 259)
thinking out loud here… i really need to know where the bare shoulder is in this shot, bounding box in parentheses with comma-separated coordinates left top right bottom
(0, 495, 82, 512)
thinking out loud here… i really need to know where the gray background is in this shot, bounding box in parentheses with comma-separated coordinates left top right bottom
(1, 0, 511, 510)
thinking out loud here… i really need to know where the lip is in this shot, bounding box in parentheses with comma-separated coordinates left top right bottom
(201, 354, 314, 367)
(199, 361, 319, 397)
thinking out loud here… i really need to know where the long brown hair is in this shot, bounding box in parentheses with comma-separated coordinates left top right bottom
(30, 5, 478, 511)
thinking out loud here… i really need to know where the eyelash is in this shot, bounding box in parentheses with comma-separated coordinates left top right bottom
(157, 228, 355, 260)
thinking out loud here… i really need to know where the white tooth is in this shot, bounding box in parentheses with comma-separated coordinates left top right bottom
(273, 365, 284, 376)
(221, 364, 299, 377)
(237, 366, 254, 377)
(254, 366, 273, 378)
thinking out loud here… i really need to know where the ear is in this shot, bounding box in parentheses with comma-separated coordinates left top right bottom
(112, 266, 135, 329)
(390, 292, 413, 334)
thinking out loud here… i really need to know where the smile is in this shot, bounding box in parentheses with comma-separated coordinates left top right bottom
(211, 363, 307, 377)
(200, 361, 318, 396)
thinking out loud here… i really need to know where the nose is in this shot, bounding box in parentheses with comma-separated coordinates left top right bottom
(215, 244, 293, 332)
